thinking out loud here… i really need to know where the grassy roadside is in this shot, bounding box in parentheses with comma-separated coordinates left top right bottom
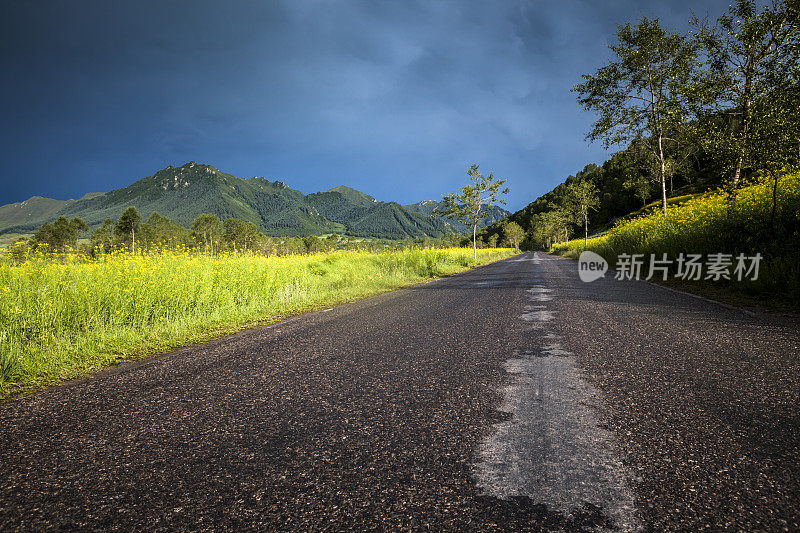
(550, 170, 800, 309)
(0, 247, 517, 398)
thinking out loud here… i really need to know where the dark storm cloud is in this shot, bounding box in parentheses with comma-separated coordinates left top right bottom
(0, 0, 730, 210)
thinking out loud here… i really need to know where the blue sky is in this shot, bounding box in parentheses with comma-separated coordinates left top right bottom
(1, 0, 729, 211)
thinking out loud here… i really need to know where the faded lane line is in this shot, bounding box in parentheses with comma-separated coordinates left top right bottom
(474, 253, 641, 531)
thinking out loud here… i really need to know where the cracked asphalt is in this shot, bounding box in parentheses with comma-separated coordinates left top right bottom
(1, 252, 798, 531)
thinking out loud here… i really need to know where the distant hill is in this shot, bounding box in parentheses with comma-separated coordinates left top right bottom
(403, 200, 511, 233)
(325, 185, 378, 207)
(0, 163, 457, 240)
(0, 193, 102, 233)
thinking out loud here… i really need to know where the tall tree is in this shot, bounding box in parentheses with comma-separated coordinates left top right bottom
(567, 179, 601, 246)
(574, 17, 697, 216)
(529, 205, 571, 249)
(115, 207, 141, 254)
(436, 163, 509, 261)
(691, 0, 800, 193)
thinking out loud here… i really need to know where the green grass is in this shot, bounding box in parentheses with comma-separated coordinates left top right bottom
(552, 170, 800, 307)
(0, 247, 517, 397)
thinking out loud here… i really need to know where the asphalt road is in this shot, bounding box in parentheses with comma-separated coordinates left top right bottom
(1, 253, 798, 531)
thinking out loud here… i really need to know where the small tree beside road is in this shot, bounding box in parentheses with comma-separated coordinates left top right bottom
(567, 179, 600, 246)
(436, 163, 509, 261)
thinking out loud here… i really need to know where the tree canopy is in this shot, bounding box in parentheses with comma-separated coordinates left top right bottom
(574, 17, 697, 216)
(436, 164, 509, 260)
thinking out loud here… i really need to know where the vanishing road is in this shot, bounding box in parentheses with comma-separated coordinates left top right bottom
(1, 253, 799, 530)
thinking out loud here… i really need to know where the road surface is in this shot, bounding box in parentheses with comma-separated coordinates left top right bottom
(1, 253, 798, 530)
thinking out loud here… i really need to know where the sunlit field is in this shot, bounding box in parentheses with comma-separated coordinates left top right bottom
(0, 247, 516, 395)
(551, 170, 800, 302)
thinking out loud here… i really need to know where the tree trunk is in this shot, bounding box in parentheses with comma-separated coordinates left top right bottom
(732, 155, 743, 197)
(659, 131, 667, 217)
(649, 74, 667, 217)
(770, 168, 779, 229)
(131, 228, 135, 255)
(472, 224, 477, 262)
(584, 212, 588, 247)
(732, 64, 754, 197)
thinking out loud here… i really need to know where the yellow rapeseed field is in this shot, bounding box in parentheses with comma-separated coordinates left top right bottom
(0, 247, 516, 395)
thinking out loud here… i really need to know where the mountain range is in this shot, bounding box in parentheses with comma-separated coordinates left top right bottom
(0, 162, 510, 240)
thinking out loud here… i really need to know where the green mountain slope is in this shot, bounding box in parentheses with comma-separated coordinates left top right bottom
(0, 163, 455, 239)
(325, 185, 378, 207)
(0, 193, 101, 232)
(403, 200, 511, 233)
(306, 193, 452, 239)
(35, 163, 341, 236)
(343, 202, 451, 239)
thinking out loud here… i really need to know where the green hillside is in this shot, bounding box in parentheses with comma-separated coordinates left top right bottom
(0, 163, 456, 240)
(325, 185, 377, 207)
(404, 199, 511, 233)
(0, 193, 100, 232)
(477, 146, 731, 249)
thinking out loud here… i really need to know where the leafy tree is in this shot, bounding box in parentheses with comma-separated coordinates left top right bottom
(691, 0, 800, 193)
(115, 207, 141, 254)
(487, 234, 499, 248)
(223, 218, 260, 252)
(552, 208, 572, 244)
(436, 163, 509, 260)
(567, 179, 601, 246)
(749, 83, 800, 227)
(623, 173, 652, 208)
(529, 207, 571, 249)
(34, 216, 88, 253)
(191, 213, 222, 254)
(528, 213, 549, 249)
(90, 219, 116, 254)
(503, 221, 525, 250)
(138, 212, 192, 250)
(303, 235, 327, 253)
(324, 234, 340, 251)
(574, 17, 697, 215)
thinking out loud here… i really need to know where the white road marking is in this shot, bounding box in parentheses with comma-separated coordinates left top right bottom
(474, 270, 641, 531)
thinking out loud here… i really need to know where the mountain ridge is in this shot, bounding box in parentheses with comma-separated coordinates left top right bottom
(0, 163, 504, 240)
(402, 199, 511, 233)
